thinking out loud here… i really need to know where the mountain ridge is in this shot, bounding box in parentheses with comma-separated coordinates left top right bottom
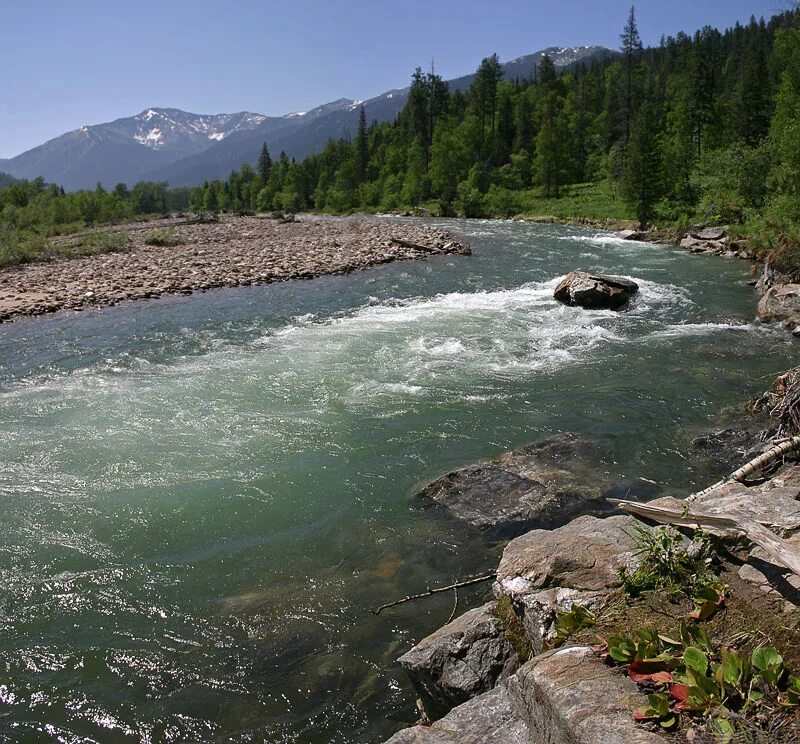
(1, 46, 614, 190)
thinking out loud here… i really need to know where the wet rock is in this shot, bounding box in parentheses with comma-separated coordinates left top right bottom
(690, 427, 767, 475)
(507, 647, 664, 744)
(553, 271, 639, 310)
(398, 602, 519, 722)
(757, 284, 800, 328)
(415, 433, 616, 541)
(756, 260, 798, 294)
(384, 684, 530, 743)
(617, 229, 647, 241)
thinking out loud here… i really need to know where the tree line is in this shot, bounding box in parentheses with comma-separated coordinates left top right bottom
(189, 6, 800, 234)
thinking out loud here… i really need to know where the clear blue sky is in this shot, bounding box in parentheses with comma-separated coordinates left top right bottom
(0, 0, 790, 158)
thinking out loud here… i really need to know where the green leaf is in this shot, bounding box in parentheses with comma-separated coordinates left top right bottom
(684, 646, 709, 675)
(751, 646, 782, 672)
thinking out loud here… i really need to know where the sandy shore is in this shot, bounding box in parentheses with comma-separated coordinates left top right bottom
(0, 216, 470, 322)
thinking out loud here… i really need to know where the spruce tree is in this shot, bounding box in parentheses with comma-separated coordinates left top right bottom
(257, 143, 272, 186)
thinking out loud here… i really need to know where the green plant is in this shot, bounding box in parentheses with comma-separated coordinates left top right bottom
(144, 227, 183, 247)
(620, 524, 717, 598)
(553, 604, 596, 643)
(633, 692, 677, 729)
(751, 646, 785, 688)
(75, 229, 129, 255)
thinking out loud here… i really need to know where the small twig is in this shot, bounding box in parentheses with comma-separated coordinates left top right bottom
(446, 584, 460, 624)
(370, 572, 496, 616)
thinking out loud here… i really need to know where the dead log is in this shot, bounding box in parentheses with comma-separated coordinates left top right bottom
(390, 236, 437, 253)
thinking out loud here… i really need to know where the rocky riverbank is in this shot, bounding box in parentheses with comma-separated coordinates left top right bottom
(0, 216, 470, 323)
(384, 368, 800, 743)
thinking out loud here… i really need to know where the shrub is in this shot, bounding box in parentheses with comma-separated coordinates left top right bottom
(144, 227, 183, 247)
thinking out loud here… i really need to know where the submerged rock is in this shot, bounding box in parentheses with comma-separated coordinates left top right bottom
(397, 602, 519, 722)
(553, 271, 639, 310)
(415, 433, 619, 541)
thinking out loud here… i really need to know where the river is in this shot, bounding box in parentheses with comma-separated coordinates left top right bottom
(0, 218, 795, 742)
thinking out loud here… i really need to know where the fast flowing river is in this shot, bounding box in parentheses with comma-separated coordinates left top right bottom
(0, 218, 796, 743)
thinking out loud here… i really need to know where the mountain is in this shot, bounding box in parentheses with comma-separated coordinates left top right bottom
(1, 46, 614, 190)
(0, 171, 17, 188)
(0, 108, 292, 191)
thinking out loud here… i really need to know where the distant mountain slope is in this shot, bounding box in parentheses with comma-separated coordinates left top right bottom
(1, 109, 293, 190)
(0, 171, 18, 188)
(2, 46, 614, 190)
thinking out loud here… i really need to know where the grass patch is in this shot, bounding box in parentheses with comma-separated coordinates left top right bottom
(144, 227, 183, 247)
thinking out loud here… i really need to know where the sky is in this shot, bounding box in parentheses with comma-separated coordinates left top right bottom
(0, 0, 791, 158)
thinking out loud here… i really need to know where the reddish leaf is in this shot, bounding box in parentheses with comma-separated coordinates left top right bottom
(590, 644, 607, 656)
(629, 658, 672, 674)
(629, 670, 674, 684)
(669, 683, 689, 702)
(632, 709, 652, 721)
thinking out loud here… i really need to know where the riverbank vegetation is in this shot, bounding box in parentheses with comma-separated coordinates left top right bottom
(1, 6, 799, 269)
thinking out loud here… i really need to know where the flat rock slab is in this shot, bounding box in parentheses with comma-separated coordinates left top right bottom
(398, 602, 520, 721)
(415, 433, 623, 541)
(757, 284, 800, 329)
(384, 684, 531, 743)
(495, 515, 639, 598)
(507, 646, 665, 744)
(554, 271, 639, 310)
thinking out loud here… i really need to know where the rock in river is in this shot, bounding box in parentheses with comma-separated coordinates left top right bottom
(553, 271, 639, 310)
(415, 433, 632, 541)
(397, 601, 519, 722)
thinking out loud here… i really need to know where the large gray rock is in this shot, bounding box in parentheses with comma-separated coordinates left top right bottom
(507, 647, 665, 744)
(690, 226, 727, 241)
(494, 515, 639, 652)
(415, 433, 619, 541)
(495, 515, 639, 597)
(554, 271, 639, 310)
(397, 602, 520, 721)
(384, 684, 531, 743)
(757, 284, 800, 328)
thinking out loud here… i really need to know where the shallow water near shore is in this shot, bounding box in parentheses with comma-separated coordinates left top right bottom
(0, 217, 796, 743)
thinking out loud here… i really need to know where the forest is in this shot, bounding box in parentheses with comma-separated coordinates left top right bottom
(1, 6, 799, 266)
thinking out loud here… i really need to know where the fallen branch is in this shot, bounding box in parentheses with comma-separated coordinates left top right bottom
(610, 498, 800, 579)
(686, 435, 800, 502)
(370, 572, 496, 616)
(390, 236, 437, 253)
(729, 435, 800, 483)
(446, 584, 460, 624)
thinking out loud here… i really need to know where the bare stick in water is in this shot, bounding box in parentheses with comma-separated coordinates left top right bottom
(370, 572, 496, 616)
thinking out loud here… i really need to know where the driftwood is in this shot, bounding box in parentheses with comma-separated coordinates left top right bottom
(687, 434, 800, 502)
(370, 572, 496, 616)
(610, 499, 800, 579)
(730, 435, 800, 482)
(390, 236, 437, 253)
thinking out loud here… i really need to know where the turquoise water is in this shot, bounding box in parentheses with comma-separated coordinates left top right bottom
(0, 218, 795, 743)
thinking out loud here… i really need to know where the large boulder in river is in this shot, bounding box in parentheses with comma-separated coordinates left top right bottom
(414, 433, 651, 541)
(757, 283, 800, 330)
(553, 271, 639, 310)
(397, 602, 520, 721)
